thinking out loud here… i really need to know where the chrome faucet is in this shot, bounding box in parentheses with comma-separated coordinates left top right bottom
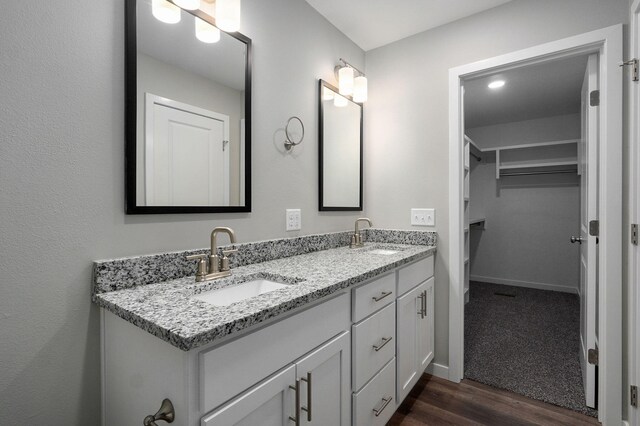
(187, 227, 238, 282)
(350, 218, 373, 248)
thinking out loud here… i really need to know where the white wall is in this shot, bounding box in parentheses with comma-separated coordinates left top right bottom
(136, 53, 244, 205)
(364, 0, 629, 367)
(466, 114, 581, 293)
(0, 0, 364, 423)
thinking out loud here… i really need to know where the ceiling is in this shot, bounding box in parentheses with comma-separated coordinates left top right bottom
(304, 0, 513, 51)
(464, 55, 589, 129)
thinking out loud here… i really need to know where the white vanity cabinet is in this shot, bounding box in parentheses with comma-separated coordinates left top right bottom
(101, 251, 435, 426)
(396, 256, 435, 404)
(202, 332, 350, 426)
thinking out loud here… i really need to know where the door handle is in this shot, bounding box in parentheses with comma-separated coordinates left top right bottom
(300, 372, 312, 422)
(570, 236, 584, 244)
(289, 379, 300, 425)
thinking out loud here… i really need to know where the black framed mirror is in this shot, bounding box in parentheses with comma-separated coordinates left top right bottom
(318, 80, 363, 211)
(126, 0, 251, 214)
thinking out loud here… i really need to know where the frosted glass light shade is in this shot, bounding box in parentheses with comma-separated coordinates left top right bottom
(195, 17, 221, 43)
(334, 93, 348, 107)
(322, 86, 334, 101)
(152, 0, 181, 24)
(215, 0, 241, 32)
(174, 0, 200, 10)
(353, 75, 367, 103)
(338, 66, 354, 96)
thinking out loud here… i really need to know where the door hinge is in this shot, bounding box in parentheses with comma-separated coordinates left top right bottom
(620, 58, 639, 82)
(631, 385, 638, 407)
(632, 224, 639, 246)
(590, 90, 600, 106)
(589, 220, 599, 237)
(588, 348, 598, 365)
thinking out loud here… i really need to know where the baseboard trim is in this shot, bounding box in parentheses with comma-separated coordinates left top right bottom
(469, 275, 577, 294)
(426, 362, 449, 380)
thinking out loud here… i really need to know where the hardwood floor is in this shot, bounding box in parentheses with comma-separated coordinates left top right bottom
(388, 375, 600, 425)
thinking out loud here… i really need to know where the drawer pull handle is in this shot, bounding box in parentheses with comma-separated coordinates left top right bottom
(372, 291, 392, 302)
(289, 380, 300, 425)
(372, 336, 393, 352)
(417, 291, 426, 319)
(300, 372, 312, 421)
(373, 396, 393, 417)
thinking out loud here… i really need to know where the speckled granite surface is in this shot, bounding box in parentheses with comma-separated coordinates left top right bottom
(93, 230, 436, 351)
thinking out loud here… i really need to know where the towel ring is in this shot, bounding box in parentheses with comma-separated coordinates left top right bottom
(284, 116, 304, 151)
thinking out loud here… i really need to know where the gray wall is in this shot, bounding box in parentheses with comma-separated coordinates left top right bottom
(467, 114, 581, 293)
(0, 0, 364, 423)
(364, 0, 629, 368)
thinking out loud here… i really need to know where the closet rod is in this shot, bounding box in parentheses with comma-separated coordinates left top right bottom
(470, 152, 482, 161)
(500, 169, 576, 177)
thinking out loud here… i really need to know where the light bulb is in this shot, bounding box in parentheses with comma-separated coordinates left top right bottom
(353, 75, 367, 103)
(322, 87, 334, 101)
(173, 0, 200, 10)
(215, 0, 241, 32)
(195, 17, 221, 43)
(152, 0, 181, 24)
(338, 66, 354, 96)
(334, 93, 348, 107)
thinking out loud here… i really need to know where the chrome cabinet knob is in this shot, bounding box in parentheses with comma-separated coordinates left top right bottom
(570, 236, 584, 244)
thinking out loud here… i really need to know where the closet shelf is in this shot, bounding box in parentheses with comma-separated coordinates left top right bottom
(469, 218, 486, 230)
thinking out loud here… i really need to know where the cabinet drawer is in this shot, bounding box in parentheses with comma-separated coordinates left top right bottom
(352, 302, 396, 391)
(397, 255, 434, 296)
(353, 358, 396, 426)
(200, 292, 350, 413)
(352, 272, 396, 323)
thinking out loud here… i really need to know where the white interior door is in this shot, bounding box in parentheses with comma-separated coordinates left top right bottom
(145, 94, 229, 206)
(578, 53, 599, 409)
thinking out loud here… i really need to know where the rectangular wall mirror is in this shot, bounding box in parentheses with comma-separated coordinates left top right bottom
(126, 0, 251, 214)
(319, 80, 363, 211)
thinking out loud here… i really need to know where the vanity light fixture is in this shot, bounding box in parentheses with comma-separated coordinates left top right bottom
(173, 0, 200, 10)
(488, 80, 506, 89)
(195, 17, 221, 43)
(322, 86, 334, 101)
(152, 0, 181, 24)
(215, 0, 241, 32)
(335, 58, 367, 103)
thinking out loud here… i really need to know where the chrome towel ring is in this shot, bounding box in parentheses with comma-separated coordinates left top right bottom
(284, 116, 304, 151)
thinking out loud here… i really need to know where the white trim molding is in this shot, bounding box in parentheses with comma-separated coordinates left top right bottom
(426, 362, 449, 380)
(449, 25, 623, 425)
(469, 275, 578, 294)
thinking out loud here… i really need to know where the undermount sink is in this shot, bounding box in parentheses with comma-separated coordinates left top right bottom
(192, 279, 291, 307)
(361, 244, 409, 256)
(367, 249, 400, 256)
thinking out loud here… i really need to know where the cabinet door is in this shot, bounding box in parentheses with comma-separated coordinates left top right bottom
(201, 365, 296, 426)
(295, 331, 350, 425)
(396, 282, 425, 404)
(418, 277, 435, 372)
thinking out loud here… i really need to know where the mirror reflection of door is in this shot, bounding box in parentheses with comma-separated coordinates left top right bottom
(145, 94, 229, 206)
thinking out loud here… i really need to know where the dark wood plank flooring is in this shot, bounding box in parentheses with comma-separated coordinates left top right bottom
(388, 375, 600, 425)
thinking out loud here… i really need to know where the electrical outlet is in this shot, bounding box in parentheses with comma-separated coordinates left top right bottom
(286, 209, 301, 231)
(411, 208, 435, 227)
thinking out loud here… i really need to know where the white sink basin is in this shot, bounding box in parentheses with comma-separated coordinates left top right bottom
(367, 249, 400, 256)
(192, 279, 290, 307)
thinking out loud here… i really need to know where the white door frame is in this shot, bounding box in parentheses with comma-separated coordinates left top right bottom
(448, 24, 623, 424)
(629, 2, 640, 425)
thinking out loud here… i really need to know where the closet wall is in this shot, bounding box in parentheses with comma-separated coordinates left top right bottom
(466, 113, 581, 293)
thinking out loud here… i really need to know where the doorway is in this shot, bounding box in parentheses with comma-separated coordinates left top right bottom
(448, 25, 623, 424)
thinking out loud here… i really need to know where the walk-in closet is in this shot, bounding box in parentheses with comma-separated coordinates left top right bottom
(461, 54, 599, 417)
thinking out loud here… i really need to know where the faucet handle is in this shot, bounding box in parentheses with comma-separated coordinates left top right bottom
(186, 254, 208, 280)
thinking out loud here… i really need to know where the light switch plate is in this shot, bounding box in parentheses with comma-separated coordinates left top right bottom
(411, 208, 435, 227)
(286, 209, 301, 231)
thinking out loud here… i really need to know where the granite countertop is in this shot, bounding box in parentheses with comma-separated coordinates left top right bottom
(94, 242, 436, 351)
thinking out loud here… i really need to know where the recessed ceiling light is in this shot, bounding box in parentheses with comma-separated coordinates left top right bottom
(488, 80, 505, 89)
